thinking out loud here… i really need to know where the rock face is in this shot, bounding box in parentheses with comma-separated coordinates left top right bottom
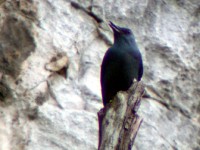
(0, 0, 199, 150)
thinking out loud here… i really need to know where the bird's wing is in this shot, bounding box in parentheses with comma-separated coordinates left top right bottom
(125, 50, 143, 81)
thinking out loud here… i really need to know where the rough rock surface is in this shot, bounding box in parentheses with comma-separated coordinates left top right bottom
(0, 0, 199, 150)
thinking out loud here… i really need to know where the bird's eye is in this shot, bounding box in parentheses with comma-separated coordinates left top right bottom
(123, 29, 131, 34)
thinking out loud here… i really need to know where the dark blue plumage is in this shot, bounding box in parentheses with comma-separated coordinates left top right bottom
(100, 21, 143, 106)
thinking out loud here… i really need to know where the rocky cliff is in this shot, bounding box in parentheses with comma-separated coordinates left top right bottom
(0, 0, 199, 150)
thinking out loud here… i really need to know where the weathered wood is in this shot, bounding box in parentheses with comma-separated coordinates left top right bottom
(98, 81, 145, 150)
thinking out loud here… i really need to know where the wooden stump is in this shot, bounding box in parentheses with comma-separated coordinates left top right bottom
(98, 81, 145, 150)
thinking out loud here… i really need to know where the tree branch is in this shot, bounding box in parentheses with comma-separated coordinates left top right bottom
(98, 81, 145, 150)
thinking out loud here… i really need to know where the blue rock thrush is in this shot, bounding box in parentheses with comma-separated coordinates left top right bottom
(100, 21, 143, 106)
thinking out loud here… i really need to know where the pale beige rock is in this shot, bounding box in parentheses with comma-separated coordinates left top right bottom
(0, 0, 199, 150)
(45, 55, 68, 72)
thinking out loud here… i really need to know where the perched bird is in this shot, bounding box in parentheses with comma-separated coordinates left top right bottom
(100, 21, 143, 106)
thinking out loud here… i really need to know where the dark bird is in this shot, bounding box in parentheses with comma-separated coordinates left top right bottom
(100, 21, 143, 106)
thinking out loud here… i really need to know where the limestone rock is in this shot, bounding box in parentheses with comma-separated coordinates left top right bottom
(0, 0, 199, 150)
(45, 54, 68, 72)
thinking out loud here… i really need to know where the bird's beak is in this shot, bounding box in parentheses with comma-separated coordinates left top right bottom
(109, 21, 121, 33)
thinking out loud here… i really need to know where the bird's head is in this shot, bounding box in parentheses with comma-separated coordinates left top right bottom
(109, 21, 135, 46)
